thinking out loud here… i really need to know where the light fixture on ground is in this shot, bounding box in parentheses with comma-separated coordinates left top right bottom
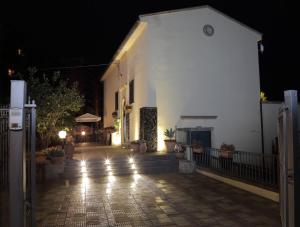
(81, 160, 86, 167)
(129, 157, 134, 164)
(105, 159, 110, 165)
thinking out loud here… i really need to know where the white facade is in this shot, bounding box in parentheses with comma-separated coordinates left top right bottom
(262, 102, 300, 154)
(101, 6, 262, 152)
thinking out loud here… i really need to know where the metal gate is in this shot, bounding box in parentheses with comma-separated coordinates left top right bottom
(0, 106, 9, 189)
(278, 90, 299, 227)
(0, 80, 36, 227)
(25, 101, 37, 227)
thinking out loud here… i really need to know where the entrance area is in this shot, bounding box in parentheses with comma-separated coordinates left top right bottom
(37, 168, 280, 226)
(34, 144, 281, 226)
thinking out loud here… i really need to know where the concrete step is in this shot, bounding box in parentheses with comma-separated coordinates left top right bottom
(62, 154, 178, 178)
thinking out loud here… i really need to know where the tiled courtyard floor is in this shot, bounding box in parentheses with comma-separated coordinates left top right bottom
(37, 172, 281, 227)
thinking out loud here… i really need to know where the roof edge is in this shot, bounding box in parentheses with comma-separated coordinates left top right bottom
(140, 5, 262, 37)
(100, 20, 145, 81)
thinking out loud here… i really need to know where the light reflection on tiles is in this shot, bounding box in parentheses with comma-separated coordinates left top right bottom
(37, 173, 281, 227)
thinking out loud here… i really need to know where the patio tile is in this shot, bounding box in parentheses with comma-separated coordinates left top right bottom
(34, 149, 281, 227)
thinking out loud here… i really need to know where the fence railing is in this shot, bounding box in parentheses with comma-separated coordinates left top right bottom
(0, 106, 9, 190)
(193, 148, 279, 190)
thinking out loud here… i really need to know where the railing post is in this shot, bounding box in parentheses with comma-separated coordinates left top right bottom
(30, 100, 37, 227)
(9, 80, 27, 227)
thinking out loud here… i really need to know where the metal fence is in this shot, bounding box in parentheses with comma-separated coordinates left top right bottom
(25, 103, 37, 227)
(194, 148, 279, 189)
(0, 106, 9, 189)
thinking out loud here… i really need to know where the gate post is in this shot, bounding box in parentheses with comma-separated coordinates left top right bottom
(9, 80, 27, 227)
(279, 90, 299, 227)
(284, 90, 299, 227)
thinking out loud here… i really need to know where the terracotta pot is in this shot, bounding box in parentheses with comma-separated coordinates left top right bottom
(220, 150, 233, 158)
(130, 143, 140, 152)
(139, 142, 147, 153)
(193, 147, 204, 154)
(175, 152, 184, 159)
(164, 140, 176, 152)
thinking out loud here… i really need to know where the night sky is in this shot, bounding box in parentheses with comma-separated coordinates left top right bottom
(0, 0, 298, 107)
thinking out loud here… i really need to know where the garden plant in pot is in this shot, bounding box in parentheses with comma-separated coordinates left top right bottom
(220, 143, 235, 158)
(164, 128, 176, 152)
(174, 143, 185, 159)
(219, 143, 235, 169)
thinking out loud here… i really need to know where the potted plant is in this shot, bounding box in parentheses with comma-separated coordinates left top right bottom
(46, 146, 65, 164)
(192, 141, 204, 154)
(130, 139, 147, 153)
(164, 128, 176, 152)
(112, 111, 118, 118)
(174, 143, 185, 159)
(125, 105, 132, 113)
(130, 140, 140, 152)
(220, 143, 235, 158)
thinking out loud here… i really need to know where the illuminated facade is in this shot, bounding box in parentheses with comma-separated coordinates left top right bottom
(101, 6, 262, 152)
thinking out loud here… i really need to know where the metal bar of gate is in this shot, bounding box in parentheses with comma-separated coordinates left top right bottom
(28, 102, 37, 227)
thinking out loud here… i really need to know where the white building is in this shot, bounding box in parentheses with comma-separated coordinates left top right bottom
(101, 5, 263, 152)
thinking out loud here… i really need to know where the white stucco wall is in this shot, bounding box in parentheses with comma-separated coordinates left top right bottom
(262, 102, 300, 154)
(262, 103, 281, 154)
(103, 64, 119, 128)
(102, 25, 149, 142)
(141, 7, 262, 152)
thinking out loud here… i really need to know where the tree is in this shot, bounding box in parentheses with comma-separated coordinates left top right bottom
(25, 68, 84, 148)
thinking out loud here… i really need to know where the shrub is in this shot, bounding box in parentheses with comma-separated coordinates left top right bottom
(164, 128, 175, 140)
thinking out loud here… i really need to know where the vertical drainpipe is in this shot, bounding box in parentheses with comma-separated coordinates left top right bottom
(258, 40, 265, 155)
(260, 99, 265, 154)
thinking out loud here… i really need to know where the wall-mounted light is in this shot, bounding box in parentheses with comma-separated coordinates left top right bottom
(8, 68, 14, 77)
(17, 49, 23, 56)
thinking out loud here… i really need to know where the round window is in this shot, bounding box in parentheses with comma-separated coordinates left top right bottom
(203, 24, 214, 36)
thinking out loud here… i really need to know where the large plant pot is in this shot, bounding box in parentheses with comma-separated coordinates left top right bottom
(139, 142, 147, 153)
(164, 140, 176, 152)
(130, 143, 140, 152)
(192, 147, 204, 154)
(220, 150, 233, 158)
(175, 152, 184, 159)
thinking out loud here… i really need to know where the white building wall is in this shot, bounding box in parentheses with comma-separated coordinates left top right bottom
(102, 26, 149, 141)
(141, 7, 262, 152)
(103, 65, 120, 128)
(262, 102, 300, 154)
(123, 29, 150, 141)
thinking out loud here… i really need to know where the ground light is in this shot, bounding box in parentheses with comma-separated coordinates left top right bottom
(105, 159, 110, 165)
(81, 160, 86, 167)
(129, 157, 134, 164)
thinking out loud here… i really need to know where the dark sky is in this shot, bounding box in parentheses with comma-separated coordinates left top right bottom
(0, 0, 298, 101)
